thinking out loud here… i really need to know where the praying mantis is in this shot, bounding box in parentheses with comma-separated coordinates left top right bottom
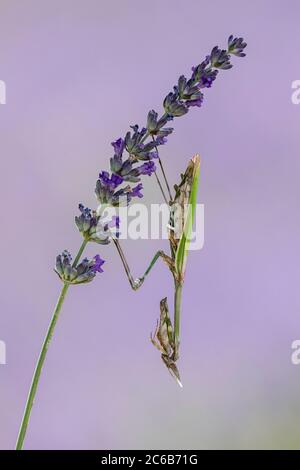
(113, 154, 200, 386)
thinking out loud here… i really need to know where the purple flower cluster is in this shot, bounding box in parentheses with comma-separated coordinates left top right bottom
(110, 145, 156, 183)
(95, 170, 143, 207)
(55, 250, 105, 284)
(75, 204, 120, 244)
(147, 111, 174, 138)
(91, 254, 105, 273)
(58, 35, 246, 283)
(125, 125, 161, 161)
(95, 35, 246, 207)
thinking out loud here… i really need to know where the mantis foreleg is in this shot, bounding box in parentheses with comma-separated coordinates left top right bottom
(113, 239, 174, 291)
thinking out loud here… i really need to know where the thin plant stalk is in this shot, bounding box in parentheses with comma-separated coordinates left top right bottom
(158, 158, 172, 202)
(151, 136, 173, 202)
(15, 239, 88, 450)
(140, 125, 173, 203)
(154, 170, 169, 205)
(72, 238, 89, 266)
(173, 281, 183, 360)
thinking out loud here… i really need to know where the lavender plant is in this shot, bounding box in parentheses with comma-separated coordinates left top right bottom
(16, 35, 247, 449)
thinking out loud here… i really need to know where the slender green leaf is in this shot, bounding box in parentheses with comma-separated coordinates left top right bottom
(175, 155, 200, 277)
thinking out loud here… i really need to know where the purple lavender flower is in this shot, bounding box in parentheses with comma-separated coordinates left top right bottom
(75, 204, 98, 232)
(115, 184, 144, 205)
(125, 125, 159, 161)
(163, 92, 189, 117)
(147, 110, 174, 137)
(55, 250, 105, 284)
(110, 139, 127, 175)
(228, 35, 247, 57)
(100, 37, 247, 208)
(175, 75, 204, 108)
(191, 59, 218, 88)
(90, 254, 105, 273)
(104, 36, 247, 211)
(125, 125, 146, 153)
(111, 137, 125, 158)
(110, 152, 156, 183)
(136, 161, 156, 176)
(75, 204, 112, 244)
(185, 94, 204, 108)
(95, 170, 145, 206)
(120, 160, 156, 182)
(210, 46, 232, 70)
(130, 183, 143, 199)
(95, 171, 124, 205)
(99, 171, 123, 190)
(156, 136, 168, 145)
(108, 35, 246, 198)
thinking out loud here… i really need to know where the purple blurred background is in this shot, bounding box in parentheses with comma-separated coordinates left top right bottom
(1, 0, 300, 449)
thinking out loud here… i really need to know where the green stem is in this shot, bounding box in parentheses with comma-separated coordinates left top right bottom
(15, 283, 69, 450)
(15, 239, 88, 450)
(72, 238, 88, 267)
(173, 281, 183, 360)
